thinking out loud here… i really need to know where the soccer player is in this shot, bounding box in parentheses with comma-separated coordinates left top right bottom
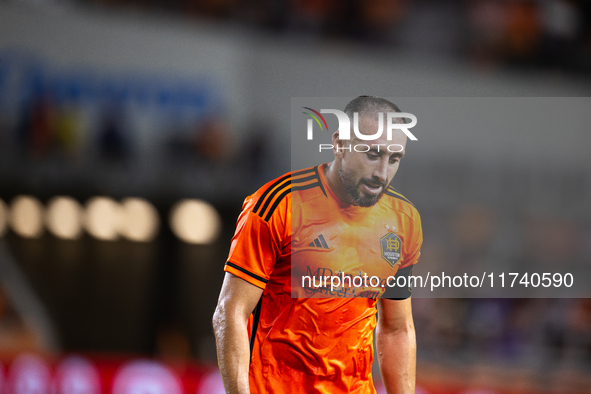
(213, 96, 423, 394)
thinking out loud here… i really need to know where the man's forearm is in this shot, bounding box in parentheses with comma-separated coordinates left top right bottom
(376, 323, 416, 394)
(213, 307, 251, 394)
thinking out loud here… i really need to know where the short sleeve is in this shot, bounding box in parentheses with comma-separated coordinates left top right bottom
(383, 210, 423, 300)
(224, 194, 286, 289)
(400, 210, 423, 269)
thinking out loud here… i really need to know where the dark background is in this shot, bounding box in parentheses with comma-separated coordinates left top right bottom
(1, 0, 591, 393)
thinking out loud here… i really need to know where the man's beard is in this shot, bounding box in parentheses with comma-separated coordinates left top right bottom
(337, 165, 387, 207)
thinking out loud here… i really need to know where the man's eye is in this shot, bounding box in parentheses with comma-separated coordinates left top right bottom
(366, 153, 379, 160)
(389, 158, 400, 164)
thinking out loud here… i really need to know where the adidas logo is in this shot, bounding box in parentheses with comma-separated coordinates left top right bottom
(308, 234, 329, 249)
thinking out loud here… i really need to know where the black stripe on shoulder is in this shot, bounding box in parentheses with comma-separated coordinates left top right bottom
(258, 180, 290, 220)
(385, 188, 415, 207)
(255, 168, 323, 222)
(313, 166, 327, 197)
(263, 187, 291, 222)
(226, 261, 269, 284)
(261, 179, 324, 221)
(253, 174, 290, 214)
(253, 169, 315, 214)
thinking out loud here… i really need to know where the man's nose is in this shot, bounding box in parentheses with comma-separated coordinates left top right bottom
(372, 158, 389, 184)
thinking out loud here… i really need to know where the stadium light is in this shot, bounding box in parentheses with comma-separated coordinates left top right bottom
(169, 199, 221, 244)
(84, 197, 123, 241)
(120, 198, 160, 242)
(9, 196, 45, 239)
(46, 196, 84, 240)
(0, 199, 7, 237)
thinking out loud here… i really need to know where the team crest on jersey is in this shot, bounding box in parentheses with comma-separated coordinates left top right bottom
(380, 231, 402, 268)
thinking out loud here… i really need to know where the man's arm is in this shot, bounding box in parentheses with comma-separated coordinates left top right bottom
(213, 272, 264, 394)
(376, 297, 416, 394)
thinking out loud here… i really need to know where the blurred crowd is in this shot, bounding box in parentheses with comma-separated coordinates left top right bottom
(0, 60, 274, 197)
(414, 298, 591, 369)
(466, 0, 591, 72)
(1, 0, 590, 392)
(400, 160, 591, 388)
(78, 0, 591, 74)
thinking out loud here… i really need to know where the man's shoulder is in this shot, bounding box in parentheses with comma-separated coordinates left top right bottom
(244, 166, 326, 221)
(379, 186, 420, 221)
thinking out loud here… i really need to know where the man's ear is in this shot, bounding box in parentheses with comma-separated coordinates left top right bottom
(332, 131, 344, 158)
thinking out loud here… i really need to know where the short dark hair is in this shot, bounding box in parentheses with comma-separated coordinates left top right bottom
(343, 95, 405, 124)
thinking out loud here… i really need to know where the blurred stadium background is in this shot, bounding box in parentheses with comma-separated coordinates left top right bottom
(0, 0, 591, 393)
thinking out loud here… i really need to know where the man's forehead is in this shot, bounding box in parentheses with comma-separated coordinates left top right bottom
(352, 116, 408, 142)
(357, 111, 406, 125)
(346, 136, 406, 156)
(349, 134, 406, 144)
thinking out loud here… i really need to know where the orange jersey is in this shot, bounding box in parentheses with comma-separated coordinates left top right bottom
(224, 164, 423, 394)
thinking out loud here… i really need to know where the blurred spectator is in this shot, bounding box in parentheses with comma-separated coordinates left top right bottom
(547, 367, 591, 393)
(419, 298, 468, 355)
(16, 91, 56, 159)
(540, 0, 580, 69)
(54, 104, 85, 160)
(99, 107, 131, 162)
(519, 215, 581, 274)
(240, 118, 273, 179)
(359, 0, 409, 43)
(504, 0, 543, 65)
(193, 117, 234, 164)
(448, 204, 498, 283)
(181, 0, 238, 19)
(232, 0, 288, 30)
(466, 0, 507, 69)
(563, 299, 591, 365)
(465, 299, 509, 358)
(583, 3, 591, 62)
(505, 299, 546, 361)
(288, 0, 338, 36)
(451, 205, 497, 257)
